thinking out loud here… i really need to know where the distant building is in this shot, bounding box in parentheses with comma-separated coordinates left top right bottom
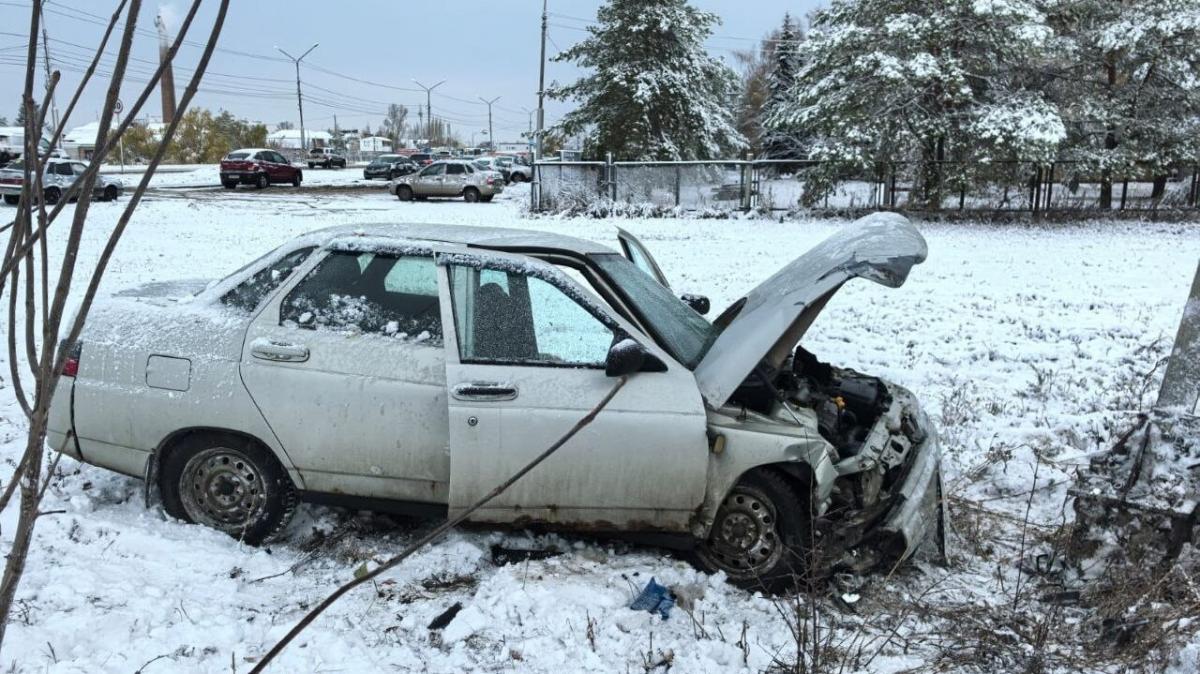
(266, 128, 332, 149)
(359, 136, 392, 153)
(63, 121, 102, 159)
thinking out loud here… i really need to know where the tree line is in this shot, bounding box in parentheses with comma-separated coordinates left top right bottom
(548, 0, 1200, 208)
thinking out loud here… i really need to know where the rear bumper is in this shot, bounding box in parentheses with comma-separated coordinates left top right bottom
(220, 171, 264, 184)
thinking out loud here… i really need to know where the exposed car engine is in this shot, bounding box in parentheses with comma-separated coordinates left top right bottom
(729, 347, 893, 458)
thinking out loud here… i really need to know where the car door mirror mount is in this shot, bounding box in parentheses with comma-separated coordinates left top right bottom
(681, 293, 710, 316)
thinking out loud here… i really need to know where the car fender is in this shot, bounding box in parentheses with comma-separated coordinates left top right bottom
(694, 407, 838, 539)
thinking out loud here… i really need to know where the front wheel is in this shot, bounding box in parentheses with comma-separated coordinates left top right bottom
(396, 185, 413, 201)
(43, 187, 61, 205)
(255, 173, 269, 189)
(222, 181, 237, 190)
(308, 163, 315, 169)
(694, 470, 812, 593)
(103, 185, 119, 202)
(160, 436, 297, 544)
(3, 195, 18, 205)
(463, 187, 480, 203)
(292, 171, 302, 187)
(480, 195, 494, 203)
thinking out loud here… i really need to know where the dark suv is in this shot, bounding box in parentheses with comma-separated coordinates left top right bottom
(307, 147, 347, 169)
(363, 154, 418, 180)
(220, 149, 302, 189)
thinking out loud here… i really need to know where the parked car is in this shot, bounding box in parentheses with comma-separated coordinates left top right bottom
(506, 159, 531, 183)
(363, 154, 418, 181)
(472, 157, 511, 183)
(410, 153, 433, 167)
(0, 158, 123, 205)
(220, 149, 302, 189)
(389, 160, 504, 203)
(307, 147, 347, 169)
(45, 214, 943, 590)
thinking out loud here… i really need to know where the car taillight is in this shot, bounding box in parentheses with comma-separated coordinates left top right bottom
(60, 340, 82, 377)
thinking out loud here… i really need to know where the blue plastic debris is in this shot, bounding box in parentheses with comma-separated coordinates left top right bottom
(629, 577, 675, 619)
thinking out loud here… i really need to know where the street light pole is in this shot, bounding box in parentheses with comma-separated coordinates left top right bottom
(276, 43, 319, 152)
(413, 79, 445, 145)
(478, 96, 500, 151)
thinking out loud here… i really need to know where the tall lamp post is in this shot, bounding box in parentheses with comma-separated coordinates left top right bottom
(478, 96, 500, 151)
(275, 42, 319, 152)
(413, 79, 446, 144)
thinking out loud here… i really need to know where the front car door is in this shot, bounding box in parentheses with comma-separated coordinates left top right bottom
(439, 250, 709, 533)
(414, 163, 446, 196)
(240, 245, 451, 502)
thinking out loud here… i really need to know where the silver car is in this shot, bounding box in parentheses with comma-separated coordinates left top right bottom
(0, 158, 124, 205)
(389, 160, 504, 203)
(46, 214, 943, 590)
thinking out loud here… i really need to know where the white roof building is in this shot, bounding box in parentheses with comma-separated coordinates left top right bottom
(266, 128, 332, 149)
(359, 136, 392, 153)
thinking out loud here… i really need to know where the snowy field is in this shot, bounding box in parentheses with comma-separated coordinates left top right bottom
(2, 182, 1199, 672)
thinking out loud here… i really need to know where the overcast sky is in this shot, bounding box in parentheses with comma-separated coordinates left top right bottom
(1, 0, 823, 143)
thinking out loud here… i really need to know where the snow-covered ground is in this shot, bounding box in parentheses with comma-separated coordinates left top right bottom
(2, 183, 1198, 672)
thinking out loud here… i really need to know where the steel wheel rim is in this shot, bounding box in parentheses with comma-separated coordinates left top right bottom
(179, 447, 267, 534)
(701, 487, 784, 579)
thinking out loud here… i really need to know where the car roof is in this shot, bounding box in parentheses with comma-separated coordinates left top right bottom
(309, 222, 618, 256)
(228, 148, 272, 154)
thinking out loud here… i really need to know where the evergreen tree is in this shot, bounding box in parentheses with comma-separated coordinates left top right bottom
(771, 0, 1065, 206)
(760, 14, 805, 159)
(548, 0, 746, 160)
(1044, 0, 1200, 207)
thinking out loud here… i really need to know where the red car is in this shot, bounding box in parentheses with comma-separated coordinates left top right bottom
(220, 148, 302, 189)
(409, 153, 433, 167)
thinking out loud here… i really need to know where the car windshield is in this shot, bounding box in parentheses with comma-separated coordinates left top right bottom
(225, 151, 250, 160)
(376, 155, 400, 163)
(588, 253, 717, 369)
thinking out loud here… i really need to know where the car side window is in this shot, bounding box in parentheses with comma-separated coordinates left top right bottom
(221, 246, 316, 314)
(273, 152, 289, 164)
(71, 163, 88, 176)
(420, 164, 445, 177)
(448, 264, 613, 367)
(254, 152, 269, 162)
(53, 163, 72, 176)
(281, 251, 442, 344)
(446, 163, 466, 175)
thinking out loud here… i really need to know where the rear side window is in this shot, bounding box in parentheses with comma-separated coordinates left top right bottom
(226, 152, 250, 160)
(221, 247, 315, 314)
(281, 251, 442, 344)
(447, 163, 466, 175)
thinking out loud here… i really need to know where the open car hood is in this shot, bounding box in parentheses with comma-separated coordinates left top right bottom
(694, 213, 927, 409)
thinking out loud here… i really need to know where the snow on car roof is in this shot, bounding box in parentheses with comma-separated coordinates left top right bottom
(311, 222, 617, 255)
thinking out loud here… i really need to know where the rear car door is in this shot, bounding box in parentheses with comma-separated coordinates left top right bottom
(440, 251, 709, 533)
(240, 246, 452, 502)
(444, 162, 469, 195)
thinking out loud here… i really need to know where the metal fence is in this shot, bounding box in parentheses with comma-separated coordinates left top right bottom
(532, 158, 1200, 215)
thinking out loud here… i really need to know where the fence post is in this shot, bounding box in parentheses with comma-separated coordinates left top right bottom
(740, 153, 752, 212)
(605, 152, 615, 202)
(1044, 163, 1055, 211)
(674, 164, 681, 208)
(1120, 178, 1129, 211)
(1190, 166, 1199, 208)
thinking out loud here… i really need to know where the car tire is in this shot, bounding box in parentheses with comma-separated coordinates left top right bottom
(159, 434, 297, 545)
(463, 187, 480, 203)
(3, 195, 18, 205)
(256, 173, 269, 189)
(292, 171, 302, 187)
(308, 163, 315, 169)
(222, 181, 238, 190)
(43, 187, 61, 205)
(480, 195, 494, 203)
(694, 469, 812, 593)
(396, 185, 413, 201)
(103, 185, 119, 202)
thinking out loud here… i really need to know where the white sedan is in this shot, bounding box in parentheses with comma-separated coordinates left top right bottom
(47, 214, 944, 590)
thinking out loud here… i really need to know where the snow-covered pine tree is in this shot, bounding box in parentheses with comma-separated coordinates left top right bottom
(548, 0, 746, 160)
(771, 0, 1066, 207)
(760, 13, 804, 160)
(1045, 0, 1200, 207)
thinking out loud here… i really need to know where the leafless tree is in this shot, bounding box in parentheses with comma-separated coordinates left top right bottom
(0, 0, 229, 654)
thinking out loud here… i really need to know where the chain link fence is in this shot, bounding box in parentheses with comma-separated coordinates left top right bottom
(533, 158, 1200, 215)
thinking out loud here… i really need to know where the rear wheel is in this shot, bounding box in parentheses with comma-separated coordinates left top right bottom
(292, 171, 302, 187)
(43, 187, 61, 205)
(695, 470, 812, 593)
(463, 187, 480, 203)
(160, 435, 297, 545)
(396, 185, 413, 201)
(255, 173, 269, 189)
(103, 184, 118, 202)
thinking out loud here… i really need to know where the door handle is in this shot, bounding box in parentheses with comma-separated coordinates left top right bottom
(452, 382, 518, 401)
(250, 338, 309, 363)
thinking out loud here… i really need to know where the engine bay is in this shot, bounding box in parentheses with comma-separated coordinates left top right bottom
(729, 347, 893, 459)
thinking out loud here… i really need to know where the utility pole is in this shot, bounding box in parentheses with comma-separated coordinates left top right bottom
(276, 42, 319, 151)
(536, 0, 547, 162)
(521, 107, 534, 156)
(413, 79, 445, 144)
(37, 7, 59, 135)
(478, 96, 500, 151)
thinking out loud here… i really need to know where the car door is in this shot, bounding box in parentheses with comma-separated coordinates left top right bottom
(444, 162, 470, 195)
(414, 163, 446, 196)
(240, 246, 452, 502)
(271, 152, 294, 181)
(617, 228, 671, 288)
(439, 251, 709, 533)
